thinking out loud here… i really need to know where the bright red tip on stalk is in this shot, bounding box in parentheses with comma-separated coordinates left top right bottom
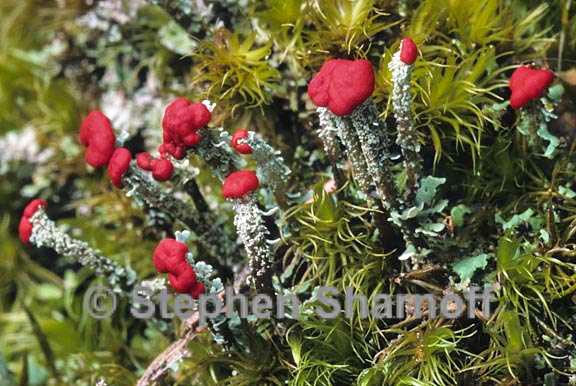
(19, 220, 34, 245)
(509, 66, 555, 110)
(158, 143, 186, 160)
(152, 238, 204, 298)
(307, 59, 375, 116)
(400, 38, 418, 65)
(137, 152, 174, 181)
(23, 199, 47, 218)
(163, 98, 211, 135)
(189, 282, 206, 298)
(79, 111, 117, 168)
(136, 152, 153, 171)
(222, 170, 260, 199)
(153, 239, 189, 273)
(160, 98, 210, 157)
(231, 129, 253, 154)
(151, 159, 174, 182)
(168, 262, 197, 292)
(108, 148, 132, 188)
(182, 131, 202, 147)
(19, 199, 47, 244)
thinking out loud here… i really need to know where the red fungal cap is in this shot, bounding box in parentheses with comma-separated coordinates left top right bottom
(137, 152, 174, 182)
(182, 131, 202, 147)
(23, 199, 47, 218)
(153, 238, 189, 273)
(158, 143, 186, 160)
(168, 262, 197, 293)
(189, 281, 206, 299)
(222, 170, 260, 199)
(152, 238, 202, 297)
(79, 111, 117, 168)
(136, 152, 153, 171)
(400, 38, 418, 65)
(231, 129, 253, 154)
(107, 148, 132, 188)
(163, 98, 211, 134)
(19, 219, 34, 245)
(307, 59, 375, 116)
(161, 98, 210, 150)
(19, 199, 47, 244)
(151, 159, 174, 182)
(509, 66, 555, 110)
(159, 98, 210, 160)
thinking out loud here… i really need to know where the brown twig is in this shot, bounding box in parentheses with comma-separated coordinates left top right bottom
(135, 318, 201, 386)
(136, 266, 251, 386)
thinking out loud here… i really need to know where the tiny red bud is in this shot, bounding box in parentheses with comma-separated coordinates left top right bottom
(400, 38, 418, 65)
(136, 152, 153, 171)
(19, 199, 47, 244)
(152, 159, 174, 182)
(231, 129, 253, 154)
(107, 148, 132, 188)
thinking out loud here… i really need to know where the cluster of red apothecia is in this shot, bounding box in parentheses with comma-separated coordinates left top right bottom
(75, 96, 264, 297)
(18, 199, 47, 244)
(152, 238, 205, 299)
(22, 37, 556, 297)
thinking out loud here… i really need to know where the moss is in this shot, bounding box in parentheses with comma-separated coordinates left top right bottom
(1, 1, 576, 385)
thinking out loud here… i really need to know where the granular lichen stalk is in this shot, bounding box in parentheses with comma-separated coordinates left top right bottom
(238, 130, 291, 205)
(233, 198, 274, 291)
(389, 43, 422, 200)
(29, 209, 136, 292)
(195, 128, 242, 180)
(348, 100, 399, 208)
(329, 110, 373, 194)
(222, 170, 274, 292)
(316, 107, 342, 164)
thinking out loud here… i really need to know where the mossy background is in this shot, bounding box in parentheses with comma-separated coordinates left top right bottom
(1, 0, 576, 385)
